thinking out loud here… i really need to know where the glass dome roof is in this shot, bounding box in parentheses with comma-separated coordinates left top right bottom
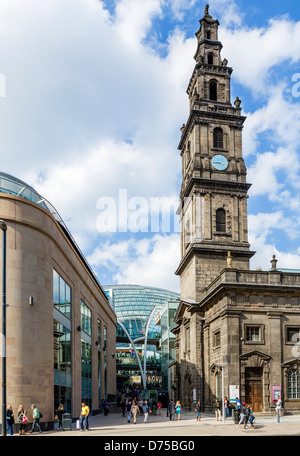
(105, 284, 180, 342)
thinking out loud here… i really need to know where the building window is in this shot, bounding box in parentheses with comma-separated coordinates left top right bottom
(53, 320, 72, 413)
(216, 209, 226, 232)
(104, 326, 108, 400)
(216, 372, 221, 400)
(185, 326, 190, 352)
(209, 80, 217, 101)
(206, 30, 211, 39)
(213, 127, 223, 149)
(53, 269, 72, 319)
(97, 320, 102, 407)
(208, 53, 214, 65)
(286, 327, 300, 343)
(288, 369, 300, 399)
(81, 300, 92, 336)
(81, 339, 92, 408)
(214, 330, 221, 348)
(246, 326, 261, 342)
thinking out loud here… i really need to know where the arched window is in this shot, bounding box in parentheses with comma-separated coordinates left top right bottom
(288, 369, 300, 399)
(206, 30, 211, 40)
(208, 53, 214, 65)
(209, 80, 217, 101)
(213, 127, 223, 149)
(216, 209, 226, 232)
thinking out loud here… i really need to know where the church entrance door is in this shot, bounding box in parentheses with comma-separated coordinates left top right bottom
(245, 367, 263, 412)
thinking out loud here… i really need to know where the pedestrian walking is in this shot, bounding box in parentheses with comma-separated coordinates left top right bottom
(6, 405, 14, 436)
(127, 400, 132, 423)
(17, 405, 28, 435)
(194, 401, 201, 422)
(79, 402, 90, 431)
(157, 401, 162, 415)
(237, 402, 246, 429)
(214, 399, 221, 421)
(247, 404, 256, 429)
(224, 396, 230, 418)
(168, 399, 175, 421)
(102, 399, 109, 416)
(242, 402, 250, 429)
(29, 404, 42, 434)
(121, 400, 126, 417)
(130, 401, 140, 424)
(236, 397, 241, 411)
(166, 400, 170, 417)
(143, 400, 149, 423)
(55, 403, 64, 431)
(175, 401, 181, 421)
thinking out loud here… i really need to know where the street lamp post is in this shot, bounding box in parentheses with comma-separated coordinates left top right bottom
(0, 220, 7, 437)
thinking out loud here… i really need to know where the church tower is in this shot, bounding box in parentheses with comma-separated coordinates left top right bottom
(176, 5, 255, 301)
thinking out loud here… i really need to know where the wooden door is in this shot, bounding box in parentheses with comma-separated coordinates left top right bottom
(245, 380, 263, 412)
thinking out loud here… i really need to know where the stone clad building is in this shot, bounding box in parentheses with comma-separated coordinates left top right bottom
(173, 6, 300, 414)
(0, 172, 117, 430)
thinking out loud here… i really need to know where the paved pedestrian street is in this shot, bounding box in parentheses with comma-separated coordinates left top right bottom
(25, 410, 300, 437)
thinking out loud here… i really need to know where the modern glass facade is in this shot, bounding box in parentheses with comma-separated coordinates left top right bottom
(159, 300, 180, 393)
(53, 270, 72, 414)
(104, 285, 180, 392)
(80, 301, 93, 408)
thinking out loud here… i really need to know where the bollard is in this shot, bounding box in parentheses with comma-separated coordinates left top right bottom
(277, 408, 280, 423)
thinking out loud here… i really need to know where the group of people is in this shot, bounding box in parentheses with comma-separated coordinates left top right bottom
(236, 400, 256, 429)
(122, 396, 163, 424)
(167, 399, 183, 421)
(213, 397, 256, 429)
(6, 404, 42, 436)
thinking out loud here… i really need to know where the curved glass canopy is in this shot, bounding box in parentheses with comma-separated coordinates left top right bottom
(104, 284, 180, 389)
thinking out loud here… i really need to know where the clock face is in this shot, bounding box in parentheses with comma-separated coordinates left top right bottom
(212, 154, 228, 171)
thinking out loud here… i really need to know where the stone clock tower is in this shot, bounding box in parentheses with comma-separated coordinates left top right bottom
(176, 5, 255, 301)
(172, 7, 300, 414)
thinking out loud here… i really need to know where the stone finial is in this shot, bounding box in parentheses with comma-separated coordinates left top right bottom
(205, 4, 209, 16)
(234, 97, 241, 108)
(270, 254, 278, 271)
(181, 123, 185, 132)
(227, 251, 232, 268)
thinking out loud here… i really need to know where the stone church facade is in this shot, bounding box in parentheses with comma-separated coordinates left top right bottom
(173, 5, 300, 414)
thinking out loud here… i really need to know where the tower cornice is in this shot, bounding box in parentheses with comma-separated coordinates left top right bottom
(178, 109, 246, 151)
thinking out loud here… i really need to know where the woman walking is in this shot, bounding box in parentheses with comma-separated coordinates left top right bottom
(175, 401, 181, 421)
(6, 405, 14, 436)
(56, 404, 64, 431)
(195, 401, 201, 422)
(17, 405, 28, 435)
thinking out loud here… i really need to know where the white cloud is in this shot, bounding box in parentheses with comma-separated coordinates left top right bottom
(220, 18, 300, 94)
(88, 233, 180, 291)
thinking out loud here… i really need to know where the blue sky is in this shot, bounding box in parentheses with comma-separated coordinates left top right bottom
(0, 0, 300, 293)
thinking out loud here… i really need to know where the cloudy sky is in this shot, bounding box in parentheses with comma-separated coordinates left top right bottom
(0, 0, 300, 293)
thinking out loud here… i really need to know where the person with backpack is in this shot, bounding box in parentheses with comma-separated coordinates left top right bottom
(29, 404, 42, 434)
(242, 402, 250, 429)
